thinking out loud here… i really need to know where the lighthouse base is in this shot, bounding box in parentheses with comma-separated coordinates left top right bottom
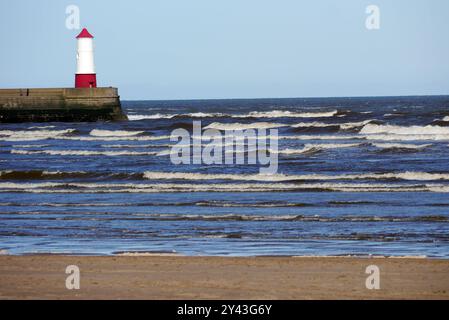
(0, 87, 127, 123)
(75, 74, 97, 88)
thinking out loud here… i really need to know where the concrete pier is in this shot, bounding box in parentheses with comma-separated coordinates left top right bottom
(0, 87, 127, 122)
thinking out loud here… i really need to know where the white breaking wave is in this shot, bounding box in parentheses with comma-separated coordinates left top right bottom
(276, 143, 361, 155)
(203, 120, 370, 131)
(143, 171, 449, 182)
(0, 128, 168, 142)
(188, 112, 224, 118)
(127, 110, 339, 120)
(363, 134, 449, 141)
(384, 113, 404, 117)
(280, 135, 363, 140)
(204, 122, 288, 130)
(90, 129, 144, 137)
(128, 112, 225, 120)
(0, 129, 76, 141)
(443, 116, 449, 121)
(58, 135, 171, 142)
(0, 181, 447, 193)
(11, 149, 159, 156)
(128, 114, 176, 120)
(100, 144, 167, 148)
(372, 143, 432, 150)
(360, 124, 449, 135)
(245, 110, 338, 118)
(291, 122, 336, 128)
(292, 120, 372, 130)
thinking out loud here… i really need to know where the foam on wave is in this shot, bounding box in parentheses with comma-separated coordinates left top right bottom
(292, 120, 372, 130)
(245, 110, 338, 118)
(360, 123, 449, 135)
(0, 129, 76, 141)
(143, 170, 449, 182)
(276, 143, 362, 155)
(127, 110, 339, 121)
(204, 122, 288, 130)
(371, 143, 432, 150)
(0, 181, 446, 193)
(90, 129, 144, 137)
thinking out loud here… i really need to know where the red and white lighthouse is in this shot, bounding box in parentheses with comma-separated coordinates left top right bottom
(75, 28, 97, 88)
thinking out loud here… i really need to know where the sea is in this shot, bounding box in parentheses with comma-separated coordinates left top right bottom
(1, 96, 449, 257)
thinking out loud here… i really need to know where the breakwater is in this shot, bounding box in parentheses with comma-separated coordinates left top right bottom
(0, 87, 127, 122)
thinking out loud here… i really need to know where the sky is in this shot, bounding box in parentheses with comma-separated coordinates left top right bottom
(0, 0, 448, 100)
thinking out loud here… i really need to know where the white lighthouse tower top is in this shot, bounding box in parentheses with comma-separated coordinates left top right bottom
(76, 28, 95, 74)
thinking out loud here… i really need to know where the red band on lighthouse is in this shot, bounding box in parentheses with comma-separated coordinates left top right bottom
(75, 74, 97, 88)
(75, 28, 97, 88)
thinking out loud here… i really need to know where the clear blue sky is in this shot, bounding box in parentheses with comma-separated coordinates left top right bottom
(0, 0, 448, 100)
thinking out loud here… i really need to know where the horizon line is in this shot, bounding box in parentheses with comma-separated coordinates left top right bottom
(121, 93, 449, 102)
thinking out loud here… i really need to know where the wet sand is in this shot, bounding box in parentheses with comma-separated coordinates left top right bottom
(0, 255, 448, 299)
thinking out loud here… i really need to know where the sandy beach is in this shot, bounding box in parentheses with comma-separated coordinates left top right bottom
(0, 255, 448, 300)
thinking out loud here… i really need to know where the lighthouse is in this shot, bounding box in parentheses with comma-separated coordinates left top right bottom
(0, 27, 127, 122)
(75, 28, 97, 88)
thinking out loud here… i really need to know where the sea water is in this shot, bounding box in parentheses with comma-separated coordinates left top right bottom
(1, 96, 448, 257)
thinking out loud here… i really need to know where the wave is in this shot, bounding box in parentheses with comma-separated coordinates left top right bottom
(28, 125, 56, 129)
(328, 200, 380, 205)
(291, 120, 373, 132)
(244, 110, 338, 118)
(64, 134, 362, 143)
(128, 114, 177, 120)
(290, 125, 340, 134)
(12, 144, 50, 148)
(360, 123, 449, 135)
(142, 170, 449, 182)
(0, 170, 88, 180)
(383, 113, 405, 117)
(127, 110, 339, 121)
(0, 200, 310, 208)
(203, 120, 373, 132)
(276, 143, 362, 155)
(0, 129, 76, 141)
(155, 142, 363, 157)
(204, 122, 288, 130)
(444, 116, 449, 121)
(194, 200, 310, 208)
(0, 181, 446, 193)
(58, 135, 171, 142)
(128, 213, 449, 223)
(11, 149, 159, 156)
(0, 129, 170, 142)
(128, 112, 225, 120)
(363, 133, 449, 141)
(4, 169, 446, 183)
(371, 143, 432, 151)
(90, 129, 144, 137)
(100, 144, 167, 149)
(280, 135, 363, 140)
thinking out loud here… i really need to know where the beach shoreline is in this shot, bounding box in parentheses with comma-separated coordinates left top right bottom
(0, 255, 448, 300)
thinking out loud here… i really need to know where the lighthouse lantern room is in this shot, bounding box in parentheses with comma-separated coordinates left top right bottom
(75, 28, 97, 88)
